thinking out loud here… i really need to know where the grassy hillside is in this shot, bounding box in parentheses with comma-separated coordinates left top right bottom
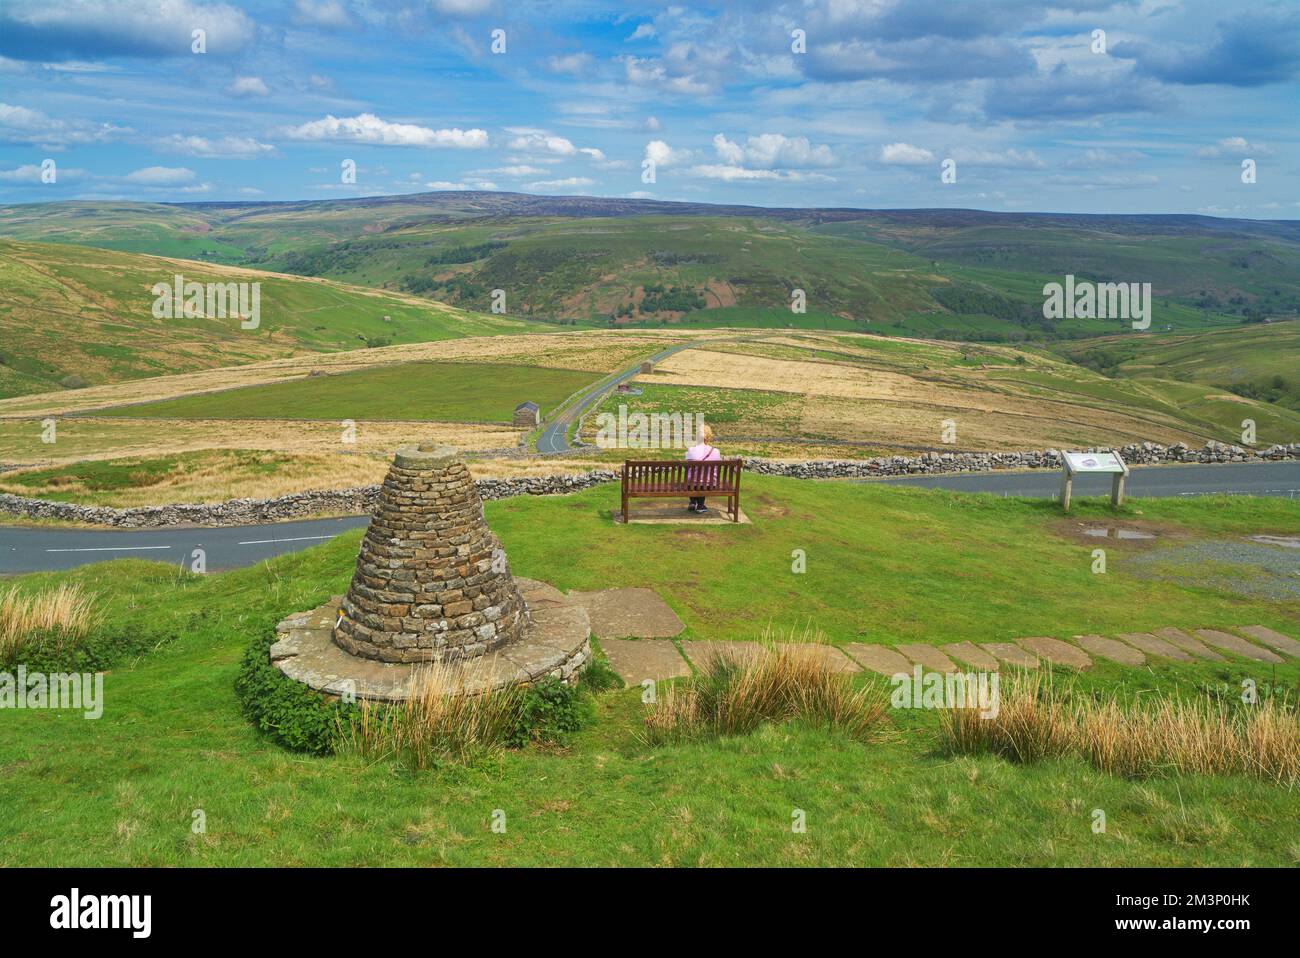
(5, 196, 1292, 342)
(0, 239, 532, 398)
(2, 479, 1297, 865)
(1057, 322, 1300, 412)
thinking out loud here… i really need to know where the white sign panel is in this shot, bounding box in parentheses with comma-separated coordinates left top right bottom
(1063, 451, 1126, 474)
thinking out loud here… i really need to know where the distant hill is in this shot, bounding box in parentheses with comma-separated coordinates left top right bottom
(0, 239, 531, 398)
(3, 192, 1298, 341)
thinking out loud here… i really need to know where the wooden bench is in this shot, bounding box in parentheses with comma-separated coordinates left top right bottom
(621, 459, 743, 523)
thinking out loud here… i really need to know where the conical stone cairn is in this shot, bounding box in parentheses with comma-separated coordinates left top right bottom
(332, 444, 528, 663)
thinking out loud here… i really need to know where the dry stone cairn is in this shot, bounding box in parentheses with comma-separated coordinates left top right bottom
(332, 444, 528, 664)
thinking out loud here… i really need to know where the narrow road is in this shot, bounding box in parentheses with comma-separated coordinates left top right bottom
(535, 337, 734, 453)
(868, 460, 1300, 499)
(1, 461, 1294, 574)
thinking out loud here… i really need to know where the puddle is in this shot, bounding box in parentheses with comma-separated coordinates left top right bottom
(1248, 535, 1300, 549)
(1082, 527, 1156, 540)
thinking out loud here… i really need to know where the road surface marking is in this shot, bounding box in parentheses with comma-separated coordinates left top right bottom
(45, 545, 172, 553)
(237, 534, 339, 545)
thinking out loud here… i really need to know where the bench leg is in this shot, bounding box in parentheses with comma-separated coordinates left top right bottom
(622, 490, 628, 524)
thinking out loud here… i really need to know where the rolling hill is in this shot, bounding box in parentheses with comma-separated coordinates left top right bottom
(3, 194, 1296, 342)
(0, 239, 532, 397)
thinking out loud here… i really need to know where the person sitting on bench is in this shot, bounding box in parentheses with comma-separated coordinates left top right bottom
(685, 423, 722, 514)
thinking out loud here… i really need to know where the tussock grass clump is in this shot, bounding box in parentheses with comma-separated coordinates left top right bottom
(338, 665, 592, 769)
(341, 662, 525, 769)
(643, 629, 887, 745)
(0, 583, 97, 664)
(940, 670, 1300, 787)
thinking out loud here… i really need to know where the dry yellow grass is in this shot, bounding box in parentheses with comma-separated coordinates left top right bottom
(0, 418, 521, 470)
(940, 670, 1300, 786)
(340, 660, 525, 769)
(0, 583, 98, 664)
(643, 628, 887, 744)
(0, 329, 696, 419)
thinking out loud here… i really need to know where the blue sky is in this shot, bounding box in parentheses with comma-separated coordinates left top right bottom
(0, 0, 1296, 217)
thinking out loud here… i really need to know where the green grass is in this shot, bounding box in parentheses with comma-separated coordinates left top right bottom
(92, 361, 597, 423)
(0, 239, 533, 397)
(2, 478, 1298, 865)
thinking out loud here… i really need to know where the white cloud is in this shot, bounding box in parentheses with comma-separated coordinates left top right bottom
(283, 113, 489, 148)
(506, 130, 605, 161)
(293, 0, 352, 28)
(645, 116, 662, 132)
(627, 23, 656, 41)
(226, 75, 269, 97)
(121, 166, 196, 185)
(645, 140, 691, 167)
(526, 177, 595, 190)
(950, 147, 1046, 169)
(546, 53, 592, 75)
(1196, 137, 1272, 157)
(0, 1, 255, 60)
(477, 164, 546, 177)
(712, 132, 836, 168)
(686, 164, 782, 181)
(0, 101, 129, 147)
(878, 142, 935, 165)
(159, 133, 275, 158)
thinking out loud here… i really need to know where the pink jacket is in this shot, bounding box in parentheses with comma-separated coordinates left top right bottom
(685, 443, 721, 487)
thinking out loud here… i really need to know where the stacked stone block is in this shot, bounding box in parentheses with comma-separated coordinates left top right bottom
(332, 444, 528, 664)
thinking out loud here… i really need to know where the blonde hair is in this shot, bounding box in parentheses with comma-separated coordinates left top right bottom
(699, 423, 714, 444)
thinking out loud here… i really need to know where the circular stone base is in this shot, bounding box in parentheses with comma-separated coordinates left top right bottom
(270, 578, 590, 702)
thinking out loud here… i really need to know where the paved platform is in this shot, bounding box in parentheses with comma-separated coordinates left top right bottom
(896, 643, 958, 673)
(612, 504, 751, 525)
(941, 642, 1000, 671)
(980, 642, 1038, 668)
(1236, 625, 1300, 658)
(1075, 634, 1145, 665)
(271, 578, 591, 701)
(679, 640, 765, 670)
(842, 644, 912, 676)
(599, 638, 690, 684)
(567, 587, 685, 638)
(1152, 627, 1225, 661)
(1115, 632, 1194, 662)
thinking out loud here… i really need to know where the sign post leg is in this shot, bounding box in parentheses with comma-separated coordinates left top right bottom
(1060, 472, 1072, 511)
(1112, 474, 1125, 508)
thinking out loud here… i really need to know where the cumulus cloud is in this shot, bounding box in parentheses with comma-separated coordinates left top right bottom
(878, 142, 934, 166)
(226, 75, 269, 97)
(627, 23, 656, 41)
(644, 140, 692, 167)
(1112, 10, 1300, 88)
(0, 101, 129, 147)
(712, 132, 835, 168)
(283, 113, 489, 148)
(506, 129, 605, 161)
(0, 0, 256, 60)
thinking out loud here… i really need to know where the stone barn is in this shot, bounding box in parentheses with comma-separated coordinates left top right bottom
(513, 401, 540, 428)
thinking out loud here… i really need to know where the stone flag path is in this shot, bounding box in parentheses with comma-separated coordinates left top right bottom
(595, 624, 1300, 686)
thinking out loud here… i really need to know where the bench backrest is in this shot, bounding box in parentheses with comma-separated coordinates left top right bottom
(622, 459, 743, 494)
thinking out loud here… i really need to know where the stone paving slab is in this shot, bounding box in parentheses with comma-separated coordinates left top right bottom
(843, 644, 912, 677)
(776, 643, 861, 673)
(1016, 636, 1092, 669)
(980, 642, 1038, 668)
(612, 504, 751, 525)
(680, 640, 765, 671)
(941, 642, 1000, 671)
(1075, 634, 1145, 665)
(896, 643, 958, 673)
(598, 638, 690, 684)
(1194, 629, 1283, 663)
(1152, 627, 1225, 661)
(1235, 625, 1300, 659)
(566, 587, 685, 639)
(1115, 632, 1194, 662)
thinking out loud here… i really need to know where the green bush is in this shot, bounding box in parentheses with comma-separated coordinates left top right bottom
(507, 677, 594, 748)
(7, 623, 180, 673)
(234, 631, 356, 755)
